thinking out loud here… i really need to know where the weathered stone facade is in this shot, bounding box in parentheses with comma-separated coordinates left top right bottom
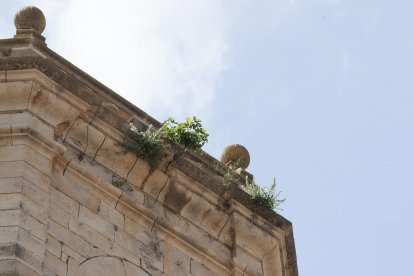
(0, 7, 298, 276)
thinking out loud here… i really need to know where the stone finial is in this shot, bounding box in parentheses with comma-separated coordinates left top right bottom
(14, 6, 46, 36)
(221, 144, 250, 170)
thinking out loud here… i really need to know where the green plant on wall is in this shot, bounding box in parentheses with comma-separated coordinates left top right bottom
(220, 159, 241, 188)
(161, 117, 209, 151)
(122, 117, 209, 169)
(122, 123, 165, 168)
(243, 177, 285, 210)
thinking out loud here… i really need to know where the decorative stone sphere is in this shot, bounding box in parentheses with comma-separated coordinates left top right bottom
(221, 144, 250, 170)
(14, 6, 46, 34)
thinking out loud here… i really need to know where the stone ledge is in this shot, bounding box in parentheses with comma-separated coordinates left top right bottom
(0, 35, 298, 275)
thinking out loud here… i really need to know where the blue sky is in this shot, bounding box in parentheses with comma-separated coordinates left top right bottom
(2, 1, 414, 275)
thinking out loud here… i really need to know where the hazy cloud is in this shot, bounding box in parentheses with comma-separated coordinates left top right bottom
(2, 0, 304, 122)
(43, 0, 230, 121)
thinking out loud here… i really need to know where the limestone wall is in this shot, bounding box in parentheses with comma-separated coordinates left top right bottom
(0, 44, 297, 276)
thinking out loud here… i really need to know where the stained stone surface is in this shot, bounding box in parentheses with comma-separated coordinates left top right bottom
(14, 6, 46, 33)
(0, 6, 298, 276)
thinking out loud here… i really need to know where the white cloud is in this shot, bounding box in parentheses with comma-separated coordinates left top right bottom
(3, 0, 303, 123)
(38, 0, 230, 121)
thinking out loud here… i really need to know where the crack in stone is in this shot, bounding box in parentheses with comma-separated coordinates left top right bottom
(200, 248, 208, 266)
(62, 160, 71, 176)
(150, 217, 158, 232)
(88, 104, 102, 125)
(10, 125, 13, 145)
(84, 123, 89, 153)
(63, 115, 80, 142)
(120, 257, 127, 276)
(155, 177, 169, 202)
(241, 265, 247, 276)
(163, 149, 185, 174)
(79, 255, 110, 266)
(26, 81, 34, 110)
(261, 243, 278, 262)
(93, 135, 106, 161)
(139, 169, 154, 192)
(125, 156, 138, 181)
(217, 212, 232, 239)
(115, 190, 123, 211)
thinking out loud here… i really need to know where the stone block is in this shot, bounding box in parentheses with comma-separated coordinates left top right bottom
(17, 227, 45, 258)
(67, 257, 80, 276)
(140, 260, 166, 276)
(95, 104, 129, 133)
(21, 178, 49, 209)
(0, 161, 50, 191)
(126, 157, 151, 189)
(61, 252, 68, 263)
(65, 118, 105, 158)
(0, 226, 19, 244)
(47, 219, 104, 258)
(0, 210, 46, 242)
(0, 81, 32, 111)
(0, 243, 43, 273)
(158, 180, 191, 214)
(190, 259, 215, 276)
(0, 112, 54, 141)
(115, 231, 163, 271)
(0, 177, 22, 194)
(0, 132, 12, 146)
(49, 205, 70, 228)
(164, 261, 192, 276)
(68, 218, 141, 266)
(234, 246, 263, 276)
(123, 260, 151, 276)
(28, 82, 80, 128)
(95, 136, 137, 177)
(0, 226, 44, 259)
(75, 256, 126, 276)
(0, 259, 41, 276)
(142, 170, 169, 199)
(62, 245, 86, 264)
(233, 212, 278, 258)
(160, 242, 191, 275)
(124, 217, 153, 245)
(181, 191, 229, 237)
(50, 187, 75, 212)
(0, 193, 47, 223)
(51, 170, 100, 214)
(0, 144, 51, 176)
(44, 251, 67, 276)
(78, 205, 115, 240)
(45, 234, 62, 258)
(98, 201, 124, 231)
(116, 192, 154, 231)
(262, 244, 283, 276)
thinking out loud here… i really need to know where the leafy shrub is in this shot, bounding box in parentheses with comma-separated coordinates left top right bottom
(123, 123, 165, 168)
(243, 177, 285, 210)
(161, 117, 208, 151)
(122, 117, 208, 168)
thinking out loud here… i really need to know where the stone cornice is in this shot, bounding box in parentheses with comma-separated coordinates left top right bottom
(0, 38, 298, 275)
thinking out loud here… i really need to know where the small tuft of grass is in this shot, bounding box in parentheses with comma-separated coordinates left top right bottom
(243, 177, 285, 210)
(122, 123, 165, 168)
